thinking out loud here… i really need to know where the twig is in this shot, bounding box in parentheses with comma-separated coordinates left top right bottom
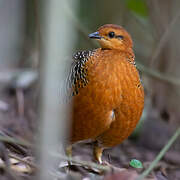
(149, 10, 180, 66)
(9, 153, 37, 169)
(51, 152, 111, 172)
(137, 62, 180, 86)
(0, 135, 32, 148)
(136, 127, 180, 180)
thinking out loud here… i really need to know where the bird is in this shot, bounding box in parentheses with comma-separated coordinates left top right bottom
(66, 24, 144, 164)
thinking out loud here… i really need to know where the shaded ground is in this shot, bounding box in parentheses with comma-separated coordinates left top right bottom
(0, 82, 179, 179)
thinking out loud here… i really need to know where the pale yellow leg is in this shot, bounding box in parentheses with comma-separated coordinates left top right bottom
(93, 145, 103, 164)
(66, 145, 72, 165)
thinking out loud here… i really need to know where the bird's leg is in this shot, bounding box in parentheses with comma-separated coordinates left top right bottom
(93, 144, 103, 164)
(65, 145, 72, 166)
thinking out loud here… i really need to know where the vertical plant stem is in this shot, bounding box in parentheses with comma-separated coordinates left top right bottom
(37, 0, 77, 179)
(137, 127, 180, 180)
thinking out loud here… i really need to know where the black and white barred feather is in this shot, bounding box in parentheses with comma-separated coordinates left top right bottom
(67, 50, 96, 96)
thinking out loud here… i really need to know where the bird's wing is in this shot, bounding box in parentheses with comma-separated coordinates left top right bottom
(66, 50, 96, 97)
(60, 50, 96, 102)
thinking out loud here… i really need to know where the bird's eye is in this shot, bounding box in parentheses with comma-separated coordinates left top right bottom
(116, 35, 124, 40)
(108, 31, 115, 38)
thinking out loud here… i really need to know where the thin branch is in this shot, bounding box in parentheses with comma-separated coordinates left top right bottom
(9, 153, 37, 169)
(51, 152, 111, 172)
(149, 10, 180, 66)
(0, 135, 32, 148)
(136, 127, 180, 180)
(137, 62, 180, 86)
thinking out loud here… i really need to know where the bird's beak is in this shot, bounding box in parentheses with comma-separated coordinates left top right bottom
(88, 32, 102, 39)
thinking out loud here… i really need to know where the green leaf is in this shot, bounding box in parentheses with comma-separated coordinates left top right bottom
(125, 0, 148, 17)
(129, 159, 143, 168)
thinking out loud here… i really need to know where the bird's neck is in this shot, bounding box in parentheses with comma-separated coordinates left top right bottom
(101, 48, 134, 59)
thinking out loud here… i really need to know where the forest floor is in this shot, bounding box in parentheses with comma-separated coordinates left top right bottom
(0, 83, 179, 180)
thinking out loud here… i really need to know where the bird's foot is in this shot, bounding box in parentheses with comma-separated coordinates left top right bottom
(65, 145, 72, 166)
(93, 145, 103, 164)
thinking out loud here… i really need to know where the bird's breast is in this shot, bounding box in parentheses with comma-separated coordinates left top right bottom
(82, 50, 142, 107)
(71, 49, 144, 143)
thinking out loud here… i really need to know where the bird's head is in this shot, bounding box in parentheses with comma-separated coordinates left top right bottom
(88, 24, 133, 51)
